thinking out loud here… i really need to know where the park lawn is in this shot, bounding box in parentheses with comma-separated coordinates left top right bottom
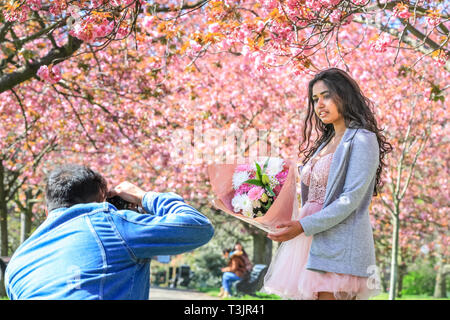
(2, 292, 449, 300)
(205, 288, 449, 300)
(370, 293, 449, 300)
(205, 288, 281, 300)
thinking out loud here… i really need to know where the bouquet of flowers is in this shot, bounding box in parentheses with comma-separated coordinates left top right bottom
(231, 157, 289, 218)
(208, 157, 296, 232)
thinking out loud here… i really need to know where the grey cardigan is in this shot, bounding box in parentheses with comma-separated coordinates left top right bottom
(299, 126, 379, 277)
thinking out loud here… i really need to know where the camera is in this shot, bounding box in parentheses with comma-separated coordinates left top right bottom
(107, 196, 139, 212)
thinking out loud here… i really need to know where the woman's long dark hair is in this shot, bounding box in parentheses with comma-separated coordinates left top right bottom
(298, 68, 393, 196)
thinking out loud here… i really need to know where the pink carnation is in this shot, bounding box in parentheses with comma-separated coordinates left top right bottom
(273, 184, 282, 196)
(248, 186, 265, 201)
(236, 183, 253, 195)
(275, 169, 288, 184)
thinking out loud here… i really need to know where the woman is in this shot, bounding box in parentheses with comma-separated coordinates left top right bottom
(263, 68, 392, 300)
(233, 241, 253, 273)
(219, 248, 247, 298)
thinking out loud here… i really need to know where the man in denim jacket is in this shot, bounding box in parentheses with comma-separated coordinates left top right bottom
(5, 164, 214, 300)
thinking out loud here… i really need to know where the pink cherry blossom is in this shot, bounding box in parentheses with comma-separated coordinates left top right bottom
(393, 3, 411, 20)
(37, 65, 62, 84)
(425, 15, 441, 28)
(208, 22, 221, 33)
(370, 33, 393, 53)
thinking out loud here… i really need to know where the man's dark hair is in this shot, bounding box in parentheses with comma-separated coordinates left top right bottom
(45, 164, 108, 212)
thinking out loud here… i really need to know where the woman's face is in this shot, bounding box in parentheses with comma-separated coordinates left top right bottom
(311, 80, 344, 125)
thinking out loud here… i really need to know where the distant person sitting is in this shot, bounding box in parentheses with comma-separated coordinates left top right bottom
(219, 248, 247, 298)
(232, 241, 253, 274)
(5, 163, 214, 300)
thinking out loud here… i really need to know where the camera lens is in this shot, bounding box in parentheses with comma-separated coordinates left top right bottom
(107, 196, 134, 211)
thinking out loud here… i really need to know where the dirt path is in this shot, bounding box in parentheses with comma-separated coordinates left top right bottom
(149, 286, 221, 300)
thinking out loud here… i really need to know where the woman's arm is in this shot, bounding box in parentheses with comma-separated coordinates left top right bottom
(222, 259, 237, 273)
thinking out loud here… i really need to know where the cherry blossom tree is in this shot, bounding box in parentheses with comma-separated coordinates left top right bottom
(1, 0, 448, 95)
(0, 1, 448, 299)
(0, 0, 211, 93)
(47, 20, 447, 298)
(360, 40, 448, 299)
(184, 0, 449, 73)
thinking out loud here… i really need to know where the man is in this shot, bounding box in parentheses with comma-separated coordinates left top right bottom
(5, 164, 214, 300)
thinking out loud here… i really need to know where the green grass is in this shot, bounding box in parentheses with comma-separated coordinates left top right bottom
(204, 288, 449, 300)
(205, 288, 281, 300)
(370, 293, 449, 300)
(2, 290, 448, 301)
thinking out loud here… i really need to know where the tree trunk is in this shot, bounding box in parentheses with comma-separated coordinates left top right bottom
(433, 252, 448, 298)
(20, 210, 32, 244)
(397, 262, 407, 298)
(0, 258, 6, 297)
(0, 203, 7, 257)
(380, 262, 388, 293)
(252, 231, 272, 265)
(0, 163, 8, 256)
(389, 216, 400, 300)
(19, 189, 34, 244)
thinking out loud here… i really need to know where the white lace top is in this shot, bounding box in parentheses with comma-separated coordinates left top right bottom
(300, 152, 334, 204)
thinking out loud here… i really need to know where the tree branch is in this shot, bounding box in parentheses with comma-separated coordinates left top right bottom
(352, 14, 450, 72)
(0, 36, 83, 93)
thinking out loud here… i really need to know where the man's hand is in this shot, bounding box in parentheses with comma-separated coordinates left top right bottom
(108, 181, 147, 206)
(267, 221, 304, 242)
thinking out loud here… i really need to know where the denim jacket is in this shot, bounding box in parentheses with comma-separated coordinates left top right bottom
(5, 192, 214, 300)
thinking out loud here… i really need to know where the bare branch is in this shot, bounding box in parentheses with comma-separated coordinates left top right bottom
(352, 15, 450, 72)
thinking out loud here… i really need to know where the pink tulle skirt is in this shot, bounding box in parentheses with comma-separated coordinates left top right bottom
(263, 201, 380, 300)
